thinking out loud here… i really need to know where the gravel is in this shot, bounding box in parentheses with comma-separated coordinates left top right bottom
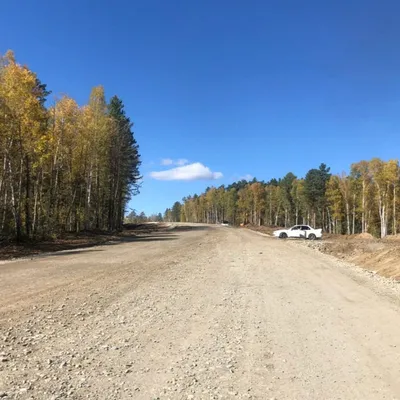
(1, 226, 400, 399)
(289, 239, 400, 299)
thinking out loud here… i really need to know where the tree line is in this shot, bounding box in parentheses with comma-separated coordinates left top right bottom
(125, 210, 163, 224)
(0, 50, 141, 240)
(164, 160, 400, 238)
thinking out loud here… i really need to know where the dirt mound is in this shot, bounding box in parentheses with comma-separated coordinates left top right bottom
(384, 234, 400, 241)
(246, 225, 282, 236)
(302, 235, 400, 280)
(353, 232, 375, 240)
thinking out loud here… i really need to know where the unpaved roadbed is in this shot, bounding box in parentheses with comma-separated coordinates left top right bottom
(246, 224, 400, 280)
(1, 226, 400, 399)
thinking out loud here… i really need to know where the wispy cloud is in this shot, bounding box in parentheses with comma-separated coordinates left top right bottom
(175, 158, 189, 166)
(150, 162, 223, 181)
(160, 158, 174, 166)
(239, 174, 253, 181)
(160, 158, 189, 167)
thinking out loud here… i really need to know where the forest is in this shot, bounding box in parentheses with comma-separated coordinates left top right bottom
(164, 160, 400, 238)
(0, 50, 141, 241)
(2, 49, 399, 241)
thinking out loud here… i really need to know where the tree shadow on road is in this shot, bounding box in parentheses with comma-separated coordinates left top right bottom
(0, 228, 182, 262)
(37, 249, 106, 258)
(169, 225, 213, 232)
(106, 233, 179, 244)
(0, 223, 215, 262)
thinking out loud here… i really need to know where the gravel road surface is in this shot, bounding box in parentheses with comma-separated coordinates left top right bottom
(1, 225, 400, 399)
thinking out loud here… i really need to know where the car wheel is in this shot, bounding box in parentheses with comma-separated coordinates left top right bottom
(308, 233, 316, 240)
(279, 232, 288, 239)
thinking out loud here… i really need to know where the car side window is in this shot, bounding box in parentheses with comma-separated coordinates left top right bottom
(292, 226, 300, 230)
(301, 226, 310, 230)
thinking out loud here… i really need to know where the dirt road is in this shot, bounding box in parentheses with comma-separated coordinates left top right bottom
(1, 226, 400, 399)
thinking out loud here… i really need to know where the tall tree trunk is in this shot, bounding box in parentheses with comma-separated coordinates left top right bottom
(326, 207, 332, 233)
(0, 152, 7, 202)
(361, 181, 366, 233)
(25, 156, 31, 238)
(377, 192, 387, 238)
(85, 164, 93, 230)
(95, 163, 100, 229)
(8, 160, 21, 241)
(32, 174, 40, 236)
(352, 194, 356, 234)
(269, 198, 272, 225)
(393, 185, 397, 235)
(64, 188, 77, 231)
(381, 205, 387, 238)
(1, 189, 7, 232)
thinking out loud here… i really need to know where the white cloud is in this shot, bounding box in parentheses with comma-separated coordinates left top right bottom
(160, 158, 189, 166)
(150, 162, 223, 181)
(239, 174, 253, 181)
(161, 158, 174, 166)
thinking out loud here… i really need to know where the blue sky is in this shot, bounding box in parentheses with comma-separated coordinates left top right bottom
(2, 0, 400, 215)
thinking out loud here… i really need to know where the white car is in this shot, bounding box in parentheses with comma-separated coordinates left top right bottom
(273, 225, 322, 240)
